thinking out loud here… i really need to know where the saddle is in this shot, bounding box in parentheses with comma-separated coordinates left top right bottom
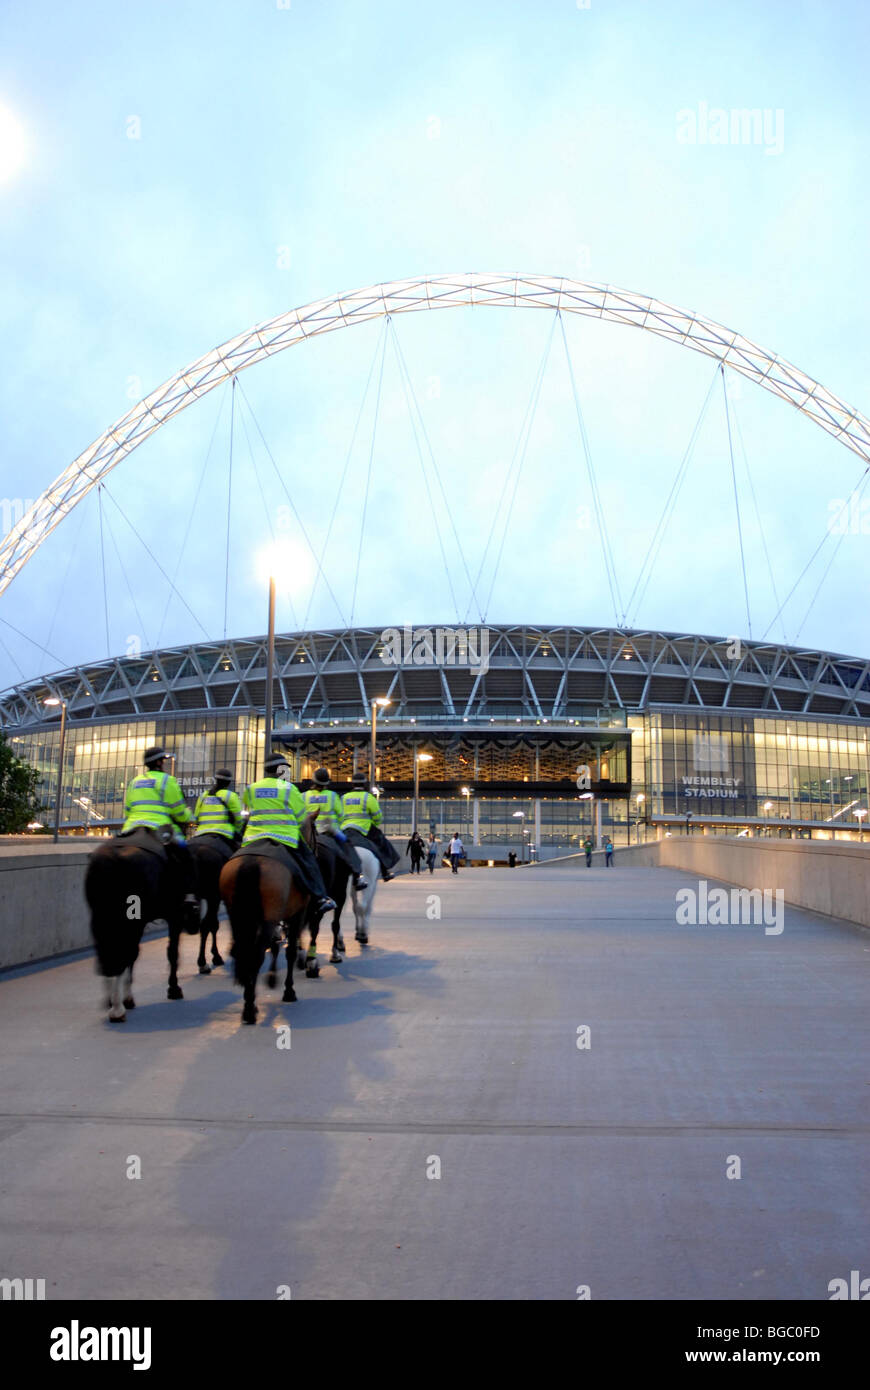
(233, 837, 296, 867)
(112, 826, 169, 861)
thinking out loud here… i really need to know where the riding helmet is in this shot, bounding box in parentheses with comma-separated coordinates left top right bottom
(264, 754, 291, 777)
(351, 771, 368, 786)
(214, 768, 233, 786)
(313, 768, 331, 785)
(144, 745, 168, 767)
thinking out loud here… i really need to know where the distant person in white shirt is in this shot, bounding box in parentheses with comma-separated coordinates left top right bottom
(448, 833, 464, 873)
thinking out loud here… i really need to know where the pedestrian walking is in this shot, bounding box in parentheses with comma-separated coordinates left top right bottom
(583, 835, 593, 866)
(604, 836, 614, 866)
(426, 833, 440, 873)
(406, 830, 426, 873)
(448, 832, 465, 873)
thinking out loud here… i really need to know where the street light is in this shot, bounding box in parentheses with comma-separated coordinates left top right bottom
(370, 696, 391, 791)
(854, 807, 867, 843)
(512, 809, 526, 864)
(635, 792, 645, 845)
(763, 800, 773, 837)
(413, 752, 433, 836)
(43, 697, 67, 842)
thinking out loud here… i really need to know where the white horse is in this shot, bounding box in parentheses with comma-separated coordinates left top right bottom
(349, 845, 380, 945)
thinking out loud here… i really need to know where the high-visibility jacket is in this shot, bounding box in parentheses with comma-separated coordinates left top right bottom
(193, 787, 243, 840)
(242, 777, 304, 849)
(341, 788, 382, 834)
(303, 786, 343, 834)
(122, 770, 192, 835)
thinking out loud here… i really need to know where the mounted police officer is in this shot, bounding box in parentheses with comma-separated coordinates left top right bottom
(120, 745, 199, 926)
(341, 772, 401, 882)
(193, 768, 243, 847)
(241, 754, 336, 917)
(304, 768, 369, 890)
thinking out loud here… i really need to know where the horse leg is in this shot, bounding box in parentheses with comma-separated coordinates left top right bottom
(210, 909, 224, 966)
(242, 977, 257, 1024)
(330, 905, 344, 963)
(122, 966, 136, 1011)
(107, 972, 126, 1022)
(197, 921, 211, 973)
(305, 909, 321, 978)
(167, 920, 184, 999)
(267, 938, 280, 989)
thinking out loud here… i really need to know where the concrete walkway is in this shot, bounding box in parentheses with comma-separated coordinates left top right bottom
(0, 863, 867, 1301)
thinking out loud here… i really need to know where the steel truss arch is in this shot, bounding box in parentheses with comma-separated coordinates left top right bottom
(2, 271, 869, 597)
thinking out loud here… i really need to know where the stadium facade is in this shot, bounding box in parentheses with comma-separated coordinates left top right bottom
(3, 624, 870, 852)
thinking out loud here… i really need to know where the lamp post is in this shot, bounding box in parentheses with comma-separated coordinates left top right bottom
(512, 809, 525, 863)
(44, 697, 67, 843)
(763, 800, 773, 837)
(264, 574, 276, 763)
(635, 792, 645, 844)
(370, 697, 390, 791)
(461, 785, 471, 840)
(854, 807, 867, 843)
(413, 752, 433, 836)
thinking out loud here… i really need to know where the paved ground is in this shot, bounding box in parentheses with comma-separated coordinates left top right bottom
(1, 863, 868, 1301)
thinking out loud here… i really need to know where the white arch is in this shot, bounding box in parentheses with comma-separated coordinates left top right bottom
(2, 271, 869, 597)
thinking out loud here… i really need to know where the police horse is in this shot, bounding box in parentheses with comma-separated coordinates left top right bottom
(220, 843, 314, 1024)
(84, 830, 199, 1022)
(188, 834, 234, 972)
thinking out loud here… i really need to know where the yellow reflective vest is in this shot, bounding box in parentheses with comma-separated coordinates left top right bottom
(303, 786, 342, 833)
(340, 789, 382, 834)
(242, 777, 305, 849)
(122, 770, 192, 835)
(193, 788, 243, 840)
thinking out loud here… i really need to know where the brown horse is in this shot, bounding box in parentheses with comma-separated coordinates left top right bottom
(219, 851, 308, 1024)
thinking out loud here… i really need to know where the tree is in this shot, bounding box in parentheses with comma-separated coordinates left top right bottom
(0, 732, 42, 832)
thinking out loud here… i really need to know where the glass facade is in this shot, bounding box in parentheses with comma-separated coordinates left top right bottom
(6, 704, 869, 844)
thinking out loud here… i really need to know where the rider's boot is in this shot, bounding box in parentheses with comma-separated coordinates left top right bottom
(353, 873, 369, 891)
(316, 895, 337, 915)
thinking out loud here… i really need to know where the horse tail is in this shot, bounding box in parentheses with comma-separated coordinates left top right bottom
(228, 856, 263, 986)
(85, 845, 144, 978)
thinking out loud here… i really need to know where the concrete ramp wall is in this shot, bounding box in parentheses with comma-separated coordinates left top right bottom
(538, 836, 870, 930)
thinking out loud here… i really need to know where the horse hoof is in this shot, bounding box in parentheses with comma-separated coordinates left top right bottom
(123, 997, 136, 1010)
(212, 953, 224, 966)
(108, 1012, 126, 1023)
(242, 1007, 257, 1025)
(356, 933, 368, 945)
(329, 953, 342, 964)
(306, 965, 320, 978)
(267, 971, 277, 989)
(282, 987, 297, 1003)
(199, 964, 212, 975)
(167, 985, 184, 1000)
(336, 936, 346, 952)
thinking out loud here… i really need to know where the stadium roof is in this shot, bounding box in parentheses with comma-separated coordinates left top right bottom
(3, 625, 870, 730)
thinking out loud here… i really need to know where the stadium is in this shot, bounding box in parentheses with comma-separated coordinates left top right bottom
(4, 620, 870, 853)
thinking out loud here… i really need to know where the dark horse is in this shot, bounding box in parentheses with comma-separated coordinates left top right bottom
(188, 833, 235, 973)
(84, 829, 198, 1022)
(220, 849, 309, 1024)
(283, 831, 351, 978)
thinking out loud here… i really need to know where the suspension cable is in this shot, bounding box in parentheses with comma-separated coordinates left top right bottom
(794, 469, 870, 642)
(721, 365, 752, 637)
(387, 319, 461, 623)
(155, 383, 227, 648)
(466, 314, 558, 625)
(101, 487, 211, 639)
(730, 384, 789, 644)
(625, 364, 719, 626)
(236, 393, 300, 631)
(350, 323, 389, 626)
(0, 613, 66, 668)
(0, 627, 25, 680)
(101, 494, 151, 652)
(97, 485, 110, 657)
(389, 319, 479, 624)
(222, 377, 236, 640)
(483, 314, 558, 620)
(761, 471, 870, 640)
(558, 313, 623, 626)
(235, 378, 350, 629)
(302, 320, 385, 632)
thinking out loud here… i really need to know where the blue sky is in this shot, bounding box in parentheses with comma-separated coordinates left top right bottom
(1, 0, 868, 689)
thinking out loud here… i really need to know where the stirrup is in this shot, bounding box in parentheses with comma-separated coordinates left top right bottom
(353, 876, 369, 891)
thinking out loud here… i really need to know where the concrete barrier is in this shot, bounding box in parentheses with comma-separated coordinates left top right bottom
(0, 834, 412, 971)
(536, 834, 870, 930)
(0, 840, 101, 969)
